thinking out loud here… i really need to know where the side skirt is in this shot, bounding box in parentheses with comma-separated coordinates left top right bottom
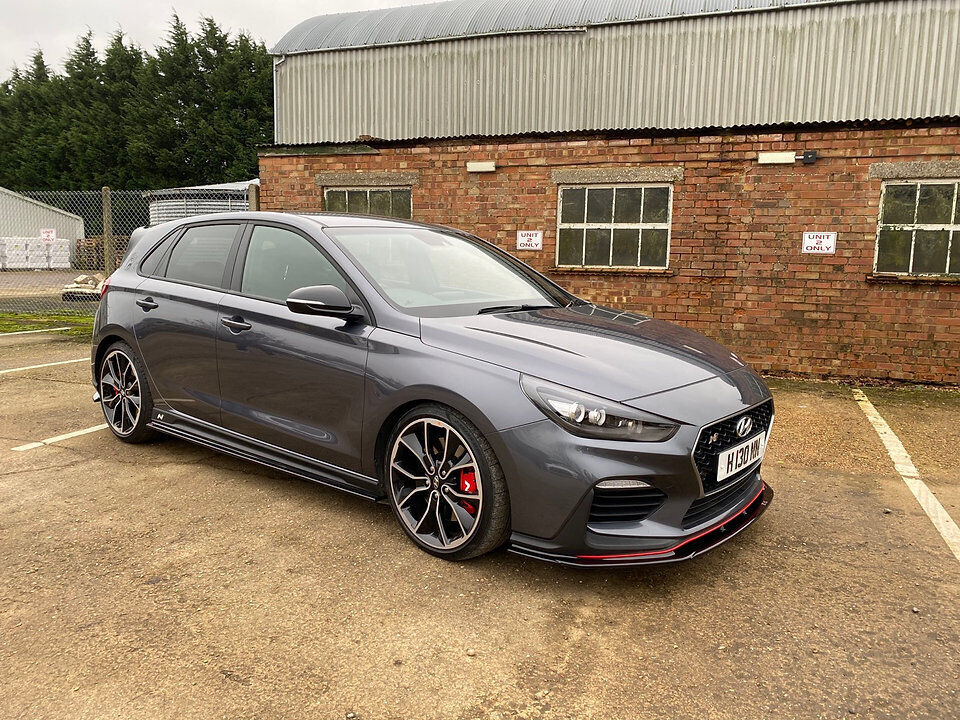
(148, 407, 385, 502)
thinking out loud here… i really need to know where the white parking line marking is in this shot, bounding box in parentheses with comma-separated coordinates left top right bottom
(0, 358, 87, 375)
(0, 327, 71, 336)
(853, 387, 960, 563)
(12, 424, 109, 452)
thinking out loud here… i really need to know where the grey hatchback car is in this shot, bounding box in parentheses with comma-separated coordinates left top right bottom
(92, 212, 773, 566)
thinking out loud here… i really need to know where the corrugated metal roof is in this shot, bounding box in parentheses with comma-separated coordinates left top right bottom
(142, 179, 259, 199)
(272, 0, 869, 54)
(0, 186, 84, 222)
(272, 0, 960, 144)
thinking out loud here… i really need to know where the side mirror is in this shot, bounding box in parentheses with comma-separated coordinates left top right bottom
(286, 285, 357, 317)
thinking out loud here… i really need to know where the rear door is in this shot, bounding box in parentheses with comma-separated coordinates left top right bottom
(216, 222, 372, 472)
(132, 222, 243, 425)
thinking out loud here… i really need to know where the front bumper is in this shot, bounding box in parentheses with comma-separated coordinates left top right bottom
(508, 481, 772, 567)
(488, 384, 775, 567)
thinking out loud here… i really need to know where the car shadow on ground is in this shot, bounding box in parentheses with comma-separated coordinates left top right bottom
(163, 432, 753, 596)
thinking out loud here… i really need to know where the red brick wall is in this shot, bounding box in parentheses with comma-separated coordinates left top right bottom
(259, 126, 960, 384)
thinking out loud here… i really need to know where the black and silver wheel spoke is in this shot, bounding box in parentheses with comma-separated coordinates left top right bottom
(122, 398, 137, 429)
(101, 369, 119, 393)
(397, 485, 429, 510)
(440, 492, 473, 537)
(413, 493, 436, 533)
(399, 435, 431, 475)
(100, 350, 142, 437)
(444, 487, 479, 503)
(434, 499, 451, 545)
(389, 418, 483, 551)
(446, 453, 475, 475)
(111, 397, 125, 429)
(392, 462, 427, 483)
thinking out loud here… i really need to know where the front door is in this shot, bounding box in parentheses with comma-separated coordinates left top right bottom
(216, 223, 371, 472)
(132, 222, 242, 425)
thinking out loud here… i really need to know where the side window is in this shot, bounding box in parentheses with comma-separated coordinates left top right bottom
(139, 233, 177, 277)
(241, 225, 349, 302)
(324, 187, 412, 219)
(557, 184, 672, 268)
(876, 181, 960, 275)
(164, 224, 239, 288)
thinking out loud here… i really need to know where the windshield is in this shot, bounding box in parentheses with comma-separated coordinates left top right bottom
(325, 226, 575, 317)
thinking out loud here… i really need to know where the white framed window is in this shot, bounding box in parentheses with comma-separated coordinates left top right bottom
(323, 187, 412, 219)
(875, 180, 960, 275)
(556, 184, 672, 269)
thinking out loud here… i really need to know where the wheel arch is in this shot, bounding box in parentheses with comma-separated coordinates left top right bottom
(93, 326, 144, 385)
(369, 387, 499, 483)
(93, 329, 134, 372)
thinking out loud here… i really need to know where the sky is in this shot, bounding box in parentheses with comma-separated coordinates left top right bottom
(0, 0, 438, 79)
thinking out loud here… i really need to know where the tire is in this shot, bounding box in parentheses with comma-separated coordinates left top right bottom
(384, 404, 511, 561)
(98, 341, 157, 444)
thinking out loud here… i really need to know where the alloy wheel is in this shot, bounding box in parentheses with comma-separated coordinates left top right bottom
(388, 418, 482, 551)
(100, 349, 142, 436)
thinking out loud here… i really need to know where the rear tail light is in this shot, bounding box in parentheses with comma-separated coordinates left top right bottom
(99, 277, 111, 298)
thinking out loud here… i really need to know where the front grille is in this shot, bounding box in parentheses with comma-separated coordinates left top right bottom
(588, 486, 667, 524)
(682, 472, 761, 529)
(692, 399, 774, 493)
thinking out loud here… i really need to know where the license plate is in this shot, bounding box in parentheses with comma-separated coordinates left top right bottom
(716, 433, 765, 483)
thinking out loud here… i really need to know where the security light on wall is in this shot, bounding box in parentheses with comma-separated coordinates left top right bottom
(757, 150, 819, 165)
(466, 161, 497, 173)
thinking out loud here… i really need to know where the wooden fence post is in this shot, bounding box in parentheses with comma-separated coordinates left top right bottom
(102, 186, 114, 275)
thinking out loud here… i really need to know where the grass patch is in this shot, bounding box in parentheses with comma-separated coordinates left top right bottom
(0, 312, 94, 340)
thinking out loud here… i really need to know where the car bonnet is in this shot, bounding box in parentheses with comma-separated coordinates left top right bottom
(418, 304, 748, 403)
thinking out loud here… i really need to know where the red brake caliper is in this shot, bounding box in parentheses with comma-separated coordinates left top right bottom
(459, 470, 477, 515)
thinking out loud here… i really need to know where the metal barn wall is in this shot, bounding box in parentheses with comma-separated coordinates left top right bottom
(0, 187, 85, 240)
(273, 0, 960, 144)
(0, 189, 84, 270)
(147, 194, 249, 226)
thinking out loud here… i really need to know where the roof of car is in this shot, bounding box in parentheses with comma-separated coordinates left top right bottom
(127, 211, 452, 261)
(149, 211, 437, 230)
(300, 212, 431, 229)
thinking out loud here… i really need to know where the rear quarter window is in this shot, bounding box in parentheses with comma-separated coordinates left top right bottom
(163, 224, 240, 288)
(139, 233, 178, 277)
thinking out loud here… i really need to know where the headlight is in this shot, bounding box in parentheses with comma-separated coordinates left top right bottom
(520, 375, 679, 442)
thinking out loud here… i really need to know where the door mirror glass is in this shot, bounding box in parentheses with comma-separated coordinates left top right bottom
(286, 285, 355, 316)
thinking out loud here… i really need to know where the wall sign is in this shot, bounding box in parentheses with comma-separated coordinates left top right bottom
(802, 231, 836, 254)
(516, 230, 543, 251)
(39, 228, 56, 242)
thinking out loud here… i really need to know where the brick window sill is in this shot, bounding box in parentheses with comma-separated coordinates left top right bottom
(866, 273, 960, 286)
(551, 267, 676, 277)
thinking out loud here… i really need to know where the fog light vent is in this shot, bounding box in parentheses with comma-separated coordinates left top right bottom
(589, 481, 666, 524)
(595, 478, 650, 490)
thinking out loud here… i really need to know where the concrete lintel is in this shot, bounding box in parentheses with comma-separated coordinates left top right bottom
(314, 171, 420, 188)
(868, 160, 960, 180)
(551, 166, 683, 184)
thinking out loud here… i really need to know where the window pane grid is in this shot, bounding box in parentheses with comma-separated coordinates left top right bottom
(876, 180, 960, 275)
(557, 184, 671, 269)
(323, 187, 412, 220)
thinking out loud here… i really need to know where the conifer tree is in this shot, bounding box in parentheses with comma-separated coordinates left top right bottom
(0, 16, 273, 190)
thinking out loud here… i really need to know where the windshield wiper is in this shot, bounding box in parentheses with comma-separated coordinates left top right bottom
(476, 304, 556, 315)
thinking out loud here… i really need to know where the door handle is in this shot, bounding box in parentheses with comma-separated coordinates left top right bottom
(136, 297, 159, 311)
(221, 316, 252, 332)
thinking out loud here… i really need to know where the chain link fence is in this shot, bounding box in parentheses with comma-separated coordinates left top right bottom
(0, 185, 256, 324)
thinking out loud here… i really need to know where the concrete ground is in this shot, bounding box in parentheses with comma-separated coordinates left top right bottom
(1, 335, 958, 720)
(0, 270, 99, 314)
